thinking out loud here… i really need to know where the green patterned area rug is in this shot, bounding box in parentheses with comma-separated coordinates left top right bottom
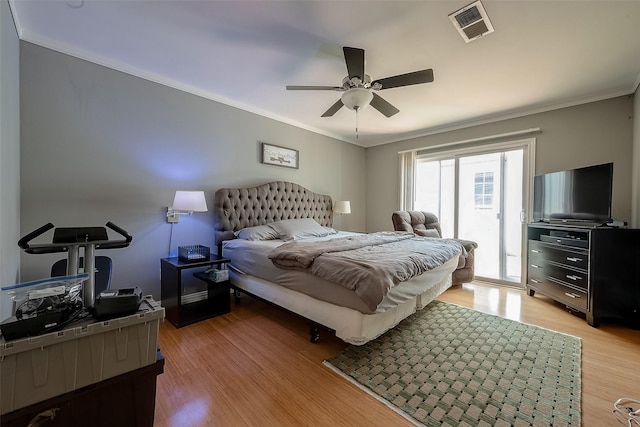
(325, 300, 581, 427)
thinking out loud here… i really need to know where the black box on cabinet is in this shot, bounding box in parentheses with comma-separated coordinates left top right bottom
(540, 234, 589, 248)
(178, 245, 210, 262)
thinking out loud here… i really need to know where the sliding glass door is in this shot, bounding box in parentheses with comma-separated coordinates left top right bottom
(414, 142, 531, 286)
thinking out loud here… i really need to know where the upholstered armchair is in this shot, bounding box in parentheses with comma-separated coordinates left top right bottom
(391, 211, 477, 286)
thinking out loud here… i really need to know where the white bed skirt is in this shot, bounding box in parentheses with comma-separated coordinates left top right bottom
(229, 265, 454, 345)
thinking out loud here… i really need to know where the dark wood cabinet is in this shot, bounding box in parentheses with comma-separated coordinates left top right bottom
(160, 256, 231, 328)
(526, 223, 640, 328)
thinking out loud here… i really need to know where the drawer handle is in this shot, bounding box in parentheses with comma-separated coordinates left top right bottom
(566, 274, 582, 281)
(530, 279, 540, 284)
(564, 292, 582, 299)
(531, 249, 542, 254)
(530, 264, 541, 269)
(566, 257, 583, 262)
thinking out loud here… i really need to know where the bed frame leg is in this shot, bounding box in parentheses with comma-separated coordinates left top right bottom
(309, 325, 320, 343)
(234, 289, 242, 304)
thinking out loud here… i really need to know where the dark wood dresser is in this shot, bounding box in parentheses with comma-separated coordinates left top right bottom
(526, 223, 640, 328)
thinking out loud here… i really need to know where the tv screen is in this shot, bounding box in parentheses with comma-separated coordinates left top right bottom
(533, 162, 613, 224)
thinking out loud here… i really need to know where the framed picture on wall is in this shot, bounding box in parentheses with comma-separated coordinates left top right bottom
(261, 142, 299, 169)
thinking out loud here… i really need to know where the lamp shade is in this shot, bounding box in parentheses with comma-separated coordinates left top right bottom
(173, 191, 208, 212)
(334, 200, 351, 214)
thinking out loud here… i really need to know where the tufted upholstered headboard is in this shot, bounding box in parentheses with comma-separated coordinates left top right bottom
(213, 181, 334, 253)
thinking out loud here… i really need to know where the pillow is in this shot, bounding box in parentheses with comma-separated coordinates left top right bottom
(234, 224, 279, 241)
(415, 228, 441, 238)
(269, 218, 336, 241)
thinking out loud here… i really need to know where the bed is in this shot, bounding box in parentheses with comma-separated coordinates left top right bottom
(213, 181, 461, 345)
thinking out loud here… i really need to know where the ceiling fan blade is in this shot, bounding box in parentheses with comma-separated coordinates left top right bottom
(286, 85, 344, 91)
(373, 69, 434, 90)
(343, 47, 365, 82)
(370, 93, 399, 117)
(321, 99, 344, 117)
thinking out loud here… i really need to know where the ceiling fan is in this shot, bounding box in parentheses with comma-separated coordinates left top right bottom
(286, 47, 434, 118)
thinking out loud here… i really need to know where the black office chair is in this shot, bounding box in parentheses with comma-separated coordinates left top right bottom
(51, 256, 113, 296)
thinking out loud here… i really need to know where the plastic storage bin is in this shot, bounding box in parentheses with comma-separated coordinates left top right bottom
(0, 351, 165, 427)
(0, 296, 164, 414)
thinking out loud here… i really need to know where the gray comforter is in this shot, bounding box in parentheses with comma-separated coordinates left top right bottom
(268, 231, 464, 311)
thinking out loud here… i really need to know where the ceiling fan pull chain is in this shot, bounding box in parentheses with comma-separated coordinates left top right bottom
(355, 108, 359, 140)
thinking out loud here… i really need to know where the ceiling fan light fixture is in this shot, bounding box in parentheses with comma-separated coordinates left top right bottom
(286, 46, 434, 119)
(341, 88, 373, 111)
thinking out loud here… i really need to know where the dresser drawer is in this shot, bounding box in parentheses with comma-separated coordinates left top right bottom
(527, 276, 588, 311)
(528, 240, 588, 270)
(546, 263, 588, 291)
(528, 261, 588, 291)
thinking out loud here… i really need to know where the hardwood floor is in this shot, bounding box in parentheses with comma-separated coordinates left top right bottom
(154, 283, 640, 426)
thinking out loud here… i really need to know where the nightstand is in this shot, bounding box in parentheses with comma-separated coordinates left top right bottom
(160, 255, 231, 328)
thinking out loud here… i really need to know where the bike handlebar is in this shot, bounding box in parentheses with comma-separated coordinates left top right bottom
(18, 222, 133, 254)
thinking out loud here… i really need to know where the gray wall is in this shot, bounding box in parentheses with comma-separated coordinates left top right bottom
(366, 96, 634, 232)
(20, 42, 366, 299)
(0, 0, 20, 318)
(633, 84, 640, 228)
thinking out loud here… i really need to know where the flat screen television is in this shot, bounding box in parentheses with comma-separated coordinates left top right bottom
(532, 162, 613, 224)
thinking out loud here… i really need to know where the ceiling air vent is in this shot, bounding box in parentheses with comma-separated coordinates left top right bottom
(449, 1, 494, 43)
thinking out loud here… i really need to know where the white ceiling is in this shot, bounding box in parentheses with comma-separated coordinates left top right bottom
(10, 1, 640, 147)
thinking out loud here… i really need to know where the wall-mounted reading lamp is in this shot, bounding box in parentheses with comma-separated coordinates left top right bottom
(166, 190, 208, 223)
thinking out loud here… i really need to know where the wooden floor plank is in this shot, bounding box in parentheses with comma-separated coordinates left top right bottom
(154, 282, 640, 426)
